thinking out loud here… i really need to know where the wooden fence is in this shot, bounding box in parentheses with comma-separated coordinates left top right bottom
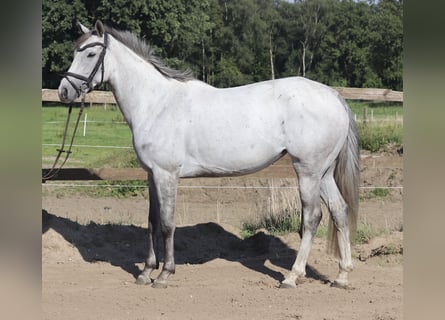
(42, 87, 403, 105)
(333, 87, 403, 102)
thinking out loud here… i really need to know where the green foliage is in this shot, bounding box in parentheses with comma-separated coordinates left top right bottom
(370, 188, 390, 198)
(241, 212, 301, 237)
(354, 223, 389, 245)
(355, 223, 374, 244)
(42, 0, 88, 88)
(212, 57, 246, 87)
(94, 180, 147, 198)
(241, 215, 387, 245)
(359, 124, 403, 152)
(348, 101, 403, 152)
(44, 180, 147, 198)
(42, 0, 403, 90)
(361, 188, 390, 201)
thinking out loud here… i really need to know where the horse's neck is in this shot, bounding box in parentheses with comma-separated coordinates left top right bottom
(106, 38, 173, 129)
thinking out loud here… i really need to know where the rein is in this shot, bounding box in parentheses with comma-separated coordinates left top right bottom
(42, 93, 87, 181)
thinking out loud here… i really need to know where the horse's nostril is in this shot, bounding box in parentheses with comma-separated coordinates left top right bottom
(62, 87, 68, 99)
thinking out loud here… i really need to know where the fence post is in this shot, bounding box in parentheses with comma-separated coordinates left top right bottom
(363, 107, 368, 126)
(83, 113, 87, 137)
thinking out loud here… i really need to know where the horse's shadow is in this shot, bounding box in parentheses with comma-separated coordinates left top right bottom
(42, 209, 329, 285)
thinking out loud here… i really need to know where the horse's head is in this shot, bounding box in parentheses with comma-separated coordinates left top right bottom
(58, 20, 108, 103)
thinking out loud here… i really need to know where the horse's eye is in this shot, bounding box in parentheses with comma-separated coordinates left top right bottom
(87, 52, 96, 58)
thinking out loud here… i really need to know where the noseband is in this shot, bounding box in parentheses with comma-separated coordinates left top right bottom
(63, 32, 109, 95)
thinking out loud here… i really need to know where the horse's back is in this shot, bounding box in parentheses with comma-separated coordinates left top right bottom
(192, 76, 345, 117)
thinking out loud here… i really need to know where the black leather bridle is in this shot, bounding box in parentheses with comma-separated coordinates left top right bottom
(63, 32, 109, 95)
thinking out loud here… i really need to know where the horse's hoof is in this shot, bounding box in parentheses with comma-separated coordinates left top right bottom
(279, 279, 297, 289)
(331, 279, 349, 289)
(151, 279, 168, 289)
(135, 275, 151, 285)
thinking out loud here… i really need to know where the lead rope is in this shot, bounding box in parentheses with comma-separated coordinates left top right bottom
(42, 92, 87, 181)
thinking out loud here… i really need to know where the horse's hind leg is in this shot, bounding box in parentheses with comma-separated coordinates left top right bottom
(281, 172, 322, 288)
(321, 171, 353, 288)
(136, 176, 160, 285)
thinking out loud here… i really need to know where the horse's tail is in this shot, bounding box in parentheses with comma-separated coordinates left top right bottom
(327, 98, 360, 256)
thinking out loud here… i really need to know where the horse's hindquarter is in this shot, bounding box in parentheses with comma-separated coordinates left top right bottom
(178, 77, 349, 178)
(278, 78, 350, 162)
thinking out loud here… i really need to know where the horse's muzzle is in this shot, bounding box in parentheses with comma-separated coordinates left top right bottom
(58, 79, 80, 103)
(60, 87, 69, 101)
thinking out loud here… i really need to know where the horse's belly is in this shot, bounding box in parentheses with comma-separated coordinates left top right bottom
(179, 143, 286, 178)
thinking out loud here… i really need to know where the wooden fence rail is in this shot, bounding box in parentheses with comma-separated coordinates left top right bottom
(333, 87, 403, 102)
(42, 87, 403, 104)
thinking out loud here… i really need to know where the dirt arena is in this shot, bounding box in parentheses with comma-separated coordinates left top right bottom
(42, 150, 403, 320)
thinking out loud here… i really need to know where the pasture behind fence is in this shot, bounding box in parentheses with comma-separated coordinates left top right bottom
(355, 107, 403, 126)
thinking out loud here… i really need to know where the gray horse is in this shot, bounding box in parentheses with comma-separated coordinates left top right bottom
(58, 20, 359, 289)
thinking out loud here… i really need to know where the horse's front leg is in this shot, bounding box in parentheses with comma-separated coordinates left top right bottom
(136, 177, 160, 285)
(150, 168, 179, 289)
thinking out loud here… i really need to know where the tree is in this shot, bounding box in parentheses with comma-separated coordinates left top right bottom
(41, 0, 403, 90)
(311, 0, 382, 87)
(368, 0, 403, 90)
(297, 0, 327, 77)
(94, 0, 149, 33)
(207, 0, 281, 86)
(42, 0, 88, 88)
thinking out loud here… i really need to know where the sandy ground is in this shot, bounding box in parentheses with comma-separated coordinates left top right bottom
(42, 150, 403, 320)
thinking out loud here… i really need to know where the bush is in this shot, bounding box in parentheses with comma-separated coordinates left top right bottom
(241, 212, 301, 238)
(359, 124, 403, 152)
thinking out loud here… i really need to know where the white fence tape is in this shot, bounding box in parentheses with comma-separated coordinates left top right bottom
(42, 183, 403, 190)
(43, 143, 132, 149)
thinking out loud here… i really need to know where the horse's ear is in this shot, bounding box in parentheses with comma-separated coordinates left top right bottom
(77, 21, 90, 34)
(95, 20, 105, 37)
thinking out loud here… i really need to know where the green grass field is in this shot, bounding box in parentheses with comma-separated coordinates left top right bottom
(42, 104, 135, 168)
(349, 101, 403, 123)
(42, 101, 403, 168)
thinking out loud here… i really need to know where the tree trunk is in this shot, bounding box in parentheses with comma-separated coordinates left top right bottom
(269, 31, 275, 80)
(301, 41, 306, 77)
(202, 38, 206, 83)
